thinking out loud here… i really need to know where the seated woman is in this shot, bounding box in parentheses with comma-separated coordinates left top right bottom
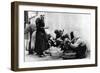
(54, 29, 64, 48)
(70, 31, 87, 59)
(61, 33, 70, 52)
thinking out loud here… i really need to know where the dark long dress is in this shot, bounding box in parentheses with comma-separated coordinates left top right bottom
(34, 17, 48, 56)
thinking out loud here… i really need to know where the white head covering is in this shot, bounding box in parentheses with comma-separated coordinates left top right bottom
(73, 31, 80, 38)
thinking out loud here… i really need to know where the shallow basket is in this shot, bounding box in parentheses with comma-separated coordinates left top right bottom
(62, 52, 76, 59)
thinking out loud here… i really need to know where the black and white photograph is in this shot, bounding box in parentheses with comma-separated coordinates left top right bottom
(11, 2, 97, 71)
(24, 11, 91, 62)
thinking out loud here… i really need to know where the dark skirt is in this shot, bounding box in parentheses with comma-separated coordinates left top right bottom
(75, 45, 87, 59)
(62, 44, 87, 59)
(34, 29, 48, 55)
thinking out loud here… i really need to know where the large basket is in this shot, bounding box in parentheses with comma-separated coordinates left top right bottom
(62, 52, 76, 59)
(50, 47, 63, 59)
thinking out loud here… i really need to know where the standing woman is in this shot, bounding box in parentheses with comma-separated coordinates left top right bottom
(34, 15, 48, 57)
(24, 22, 36, 55)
